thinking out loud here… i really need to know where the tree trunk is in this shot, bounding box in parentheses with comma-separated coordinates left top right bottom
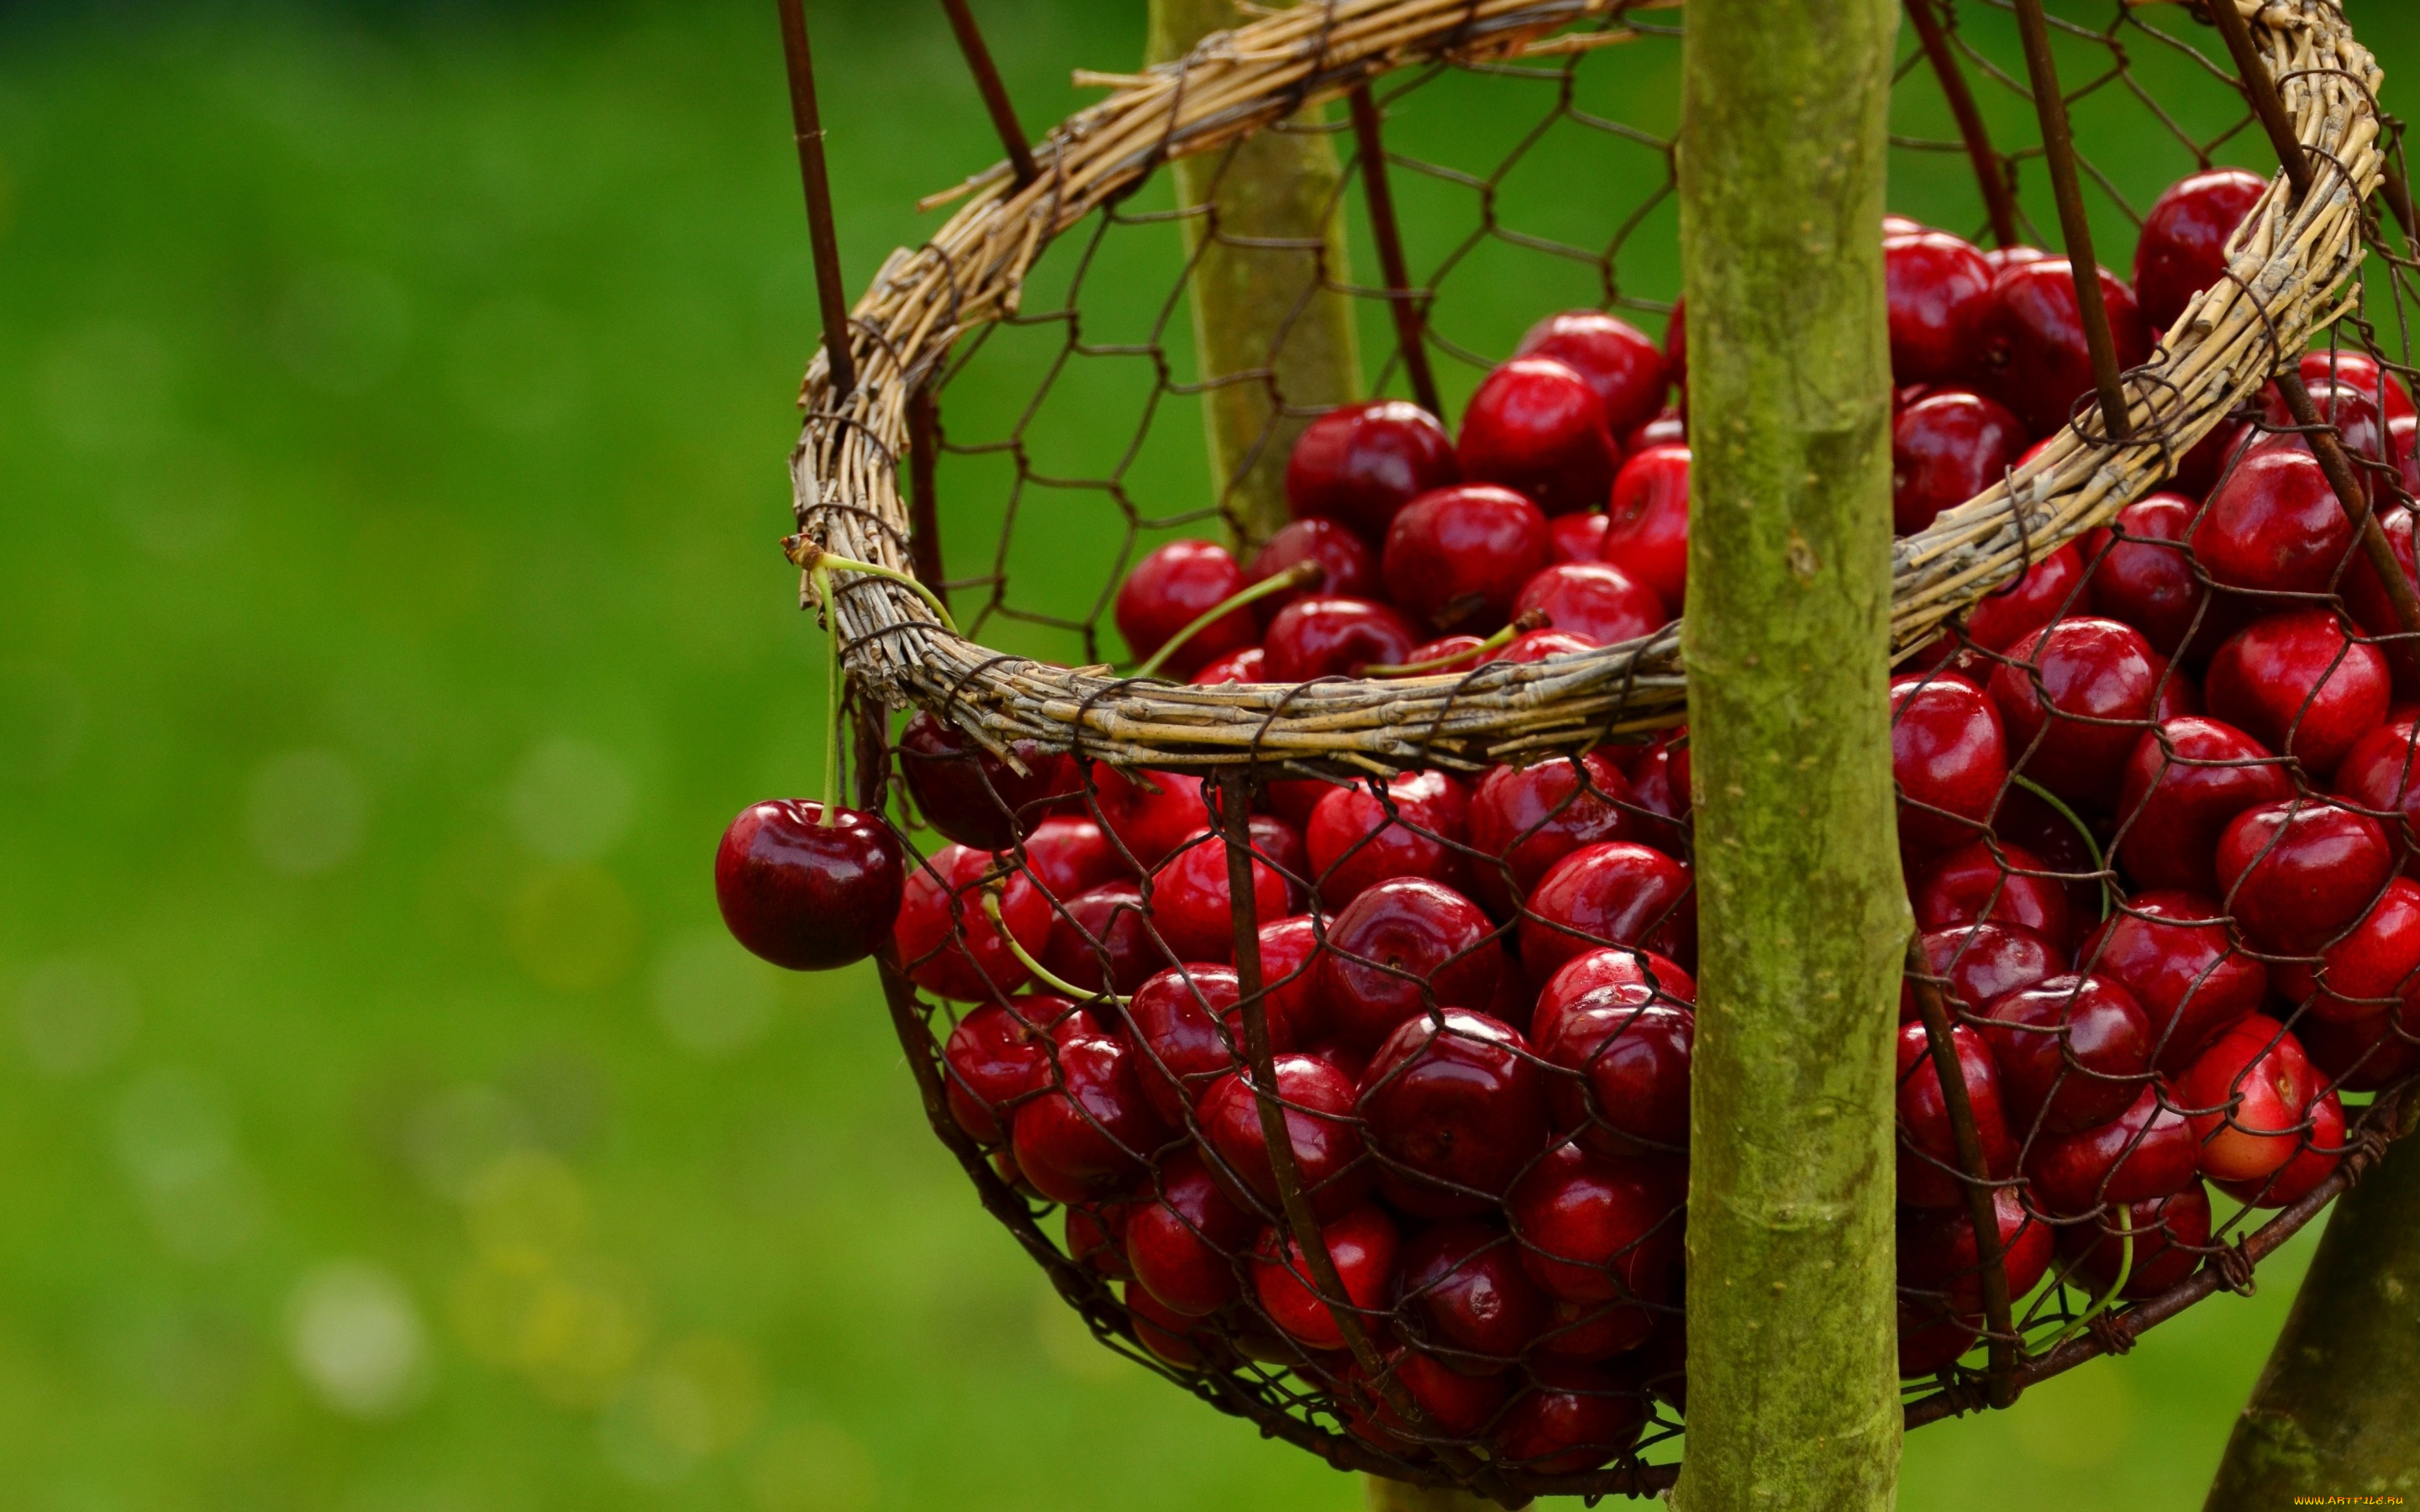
(1147, 0, 1363, 549)
(2204, 1107, 2420, 1507)
(1667, 1, 1907, 1509)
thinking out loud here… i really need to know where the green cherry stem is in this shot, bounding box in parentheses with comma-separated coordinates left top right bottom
(1130, 560, 1321, 681)
(784, 535, 961, 637)
(981, 885, 1128, 1006)
(2007, 772, 2114, 920)
(814, 564, 844, 827)
(2049, 1216, 2132, 1352)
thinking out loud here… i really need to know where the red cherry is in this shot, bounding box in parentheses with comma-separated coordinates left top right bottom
(1978, 974, 2154, 1136)
(1988, 615, 2163, 807)
(1286, 400, 1460, 542)
(1535, 1293, 1661, 1363)
(2134, 169, 2267, 332)
(1147, 830, 1292, 964)
(1624, 407, 1687, 452)
(1549, 512, 1612, 564)
(1627, 731, 1693, 852)
(1190, 646, 1266, 685)
(2023, 1082, 2199, 1212)
(1897, 1187, 2053, 1314)
(1019, 814, 1123, 900)
(1538, 948, 1697, 1037)
(1398, 633, 1491, 672)
(2115, 717, 2291, 894)
(1265, 777, 1335, 828)
(942, 995, 1081, 1143)
(1042, 882, 1164, 997)
(1897, 1301, 1980, 1379)
(1895, 1018, 2015, 1210)
(1512, 562, 1665, 648)
(1010, 1032, 1171, 1203)
(1126, 1148, 1255, 1317)
(1244, 518, 1378, 624)
(1976, 258, 2150, 437)
(1116, 540, 1254, 676)
(2344, 505, 2418, 648)
(1891, 670, 2009, 853)
(1508, 1142, 1684, 1313)
(1067, 1197, 1133, 1279)
(1495, 628, 1602, 664)
(2216, 798, 2393, 953)
(1995, 782, 2106, 927)
(1491, 1360, 1649, 1474)
(1911, 840, 2073, 955)
(1245, 813, 1308, 892)
(893, 843, 1050, 1000)
(1984, 244, 2050, 276)
(2082, 493, 2211, 657)
(1128, 963, 1284, 1126)
(2058, 1179, 2212, 1301)
(2272, 875, 2420, 1026)
(1538, 983, 1694, 1159)
(1255, 914, 1331, 1046)
(897, 712, 1079, 852)
(1898, 921, 2060, 1023)
(2079, 890, 2268, 1074)
(715, 800, 906, 972)
(2298, 1010, 2420, 1091)
(1088, 764, 1211, 871)
(1635, 1312, 1687, 1410)
(1459, 357, 1621, 517)
(2178, 1012, 2318, 1181)
(1321, 878, 1503, 1050)
(1125, 1280, 1215, 1368)
(2334, 715, 2420, 874)
(1913, 544, 2087, 673)
(2214, 1090, 2346, 1208)
(1599, 444, 1691, 610)
(1360, 1009, 1552, 1216)
(1197, 1053, 1370, 1220)
(1518, 311, 1672, 437)
(1382, 485, 1552, 635)
(1305, 769, 1472, 910)
(1891, 390, 2028, 535)
(1662, 299, 1687, 386)
(2304, 349, 2418, 424)
(2205, 610, 2389, 779)
(2256, 381, 2394, 499)
(1339, 1344, 1510, 1447)
(1394, 1218, 1550, 1373)
(2191, 448, 2355, 596)
(1249, 1202, 1400, 1351)
(1885, 231, 1998, 386)
(1519, 842, 1698, 986)
(1260, 596, 1418, 681)
(1467, 753, 1637, 916)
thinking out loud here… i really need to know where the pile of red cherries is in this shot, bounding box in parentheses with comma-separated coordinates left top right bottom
(713, 162, 2420, 1475)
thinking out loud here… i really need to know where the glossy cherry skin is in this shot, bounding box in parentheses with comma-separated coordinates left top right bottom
(1625, 407, 1686, 452)
(1128, 963, 1302, 1126)
(1123, 1280, 1214, 1368)
(1886, 232, 1998, 386)
(2272, 878, 2420, 1022)
(2079, 890, 2268, 1074)
(1977, 258, 2151, 438)
(1491, 1360, 1650, 1474)
(1508, 1142, 1684, 1313)
(1190, 646, 1266, 685)
(1912, 543, 2087, 674)
(2216, 799, 2393, 953)
(1042, 882, 1164, 997)
(1244, 517, 1378, 624)
(1147, 829, 1293, 964)
(1260, 595, 1419, 682)
(2082, 493, 2209, 658)
(1010, 1032, 1171, 1203)
(1512, 561, 1666, 647)
(2214, 1089, 2345, 1207)
(2115, 717, 2292, 894)
(1984, 244, 2050, 277)
(1520, 842, 1698, 986)
(1393, 1219, 1551, 1373)
(2334, 717, 2420, 875)
(896, 711, 1080, 852)
(1494, 629, 1602, 664)
(942, 995, 1085, 1143)
(1305, 769, 1472, 909)
(1987, 615, 2163, 807)
(2059, 1179, 2211, 1302)
(1256, 914, 1331, 1046)
(1627, 730, 1693, 853)
(1458, 357, 1622, 517)
(2023, 1081, 2199, 1213)
(2206, 610, 2389, 780)
(1197, 1053, 1371, 1220)
(2134, 168, 2267, 332)
(2191, 447, 2356, 596)
(1897, 1301, 1981, 1379)
(1339, 1345, 1510, 1448)
(2257, 381, 2393, 502)
(1599, 444, 1691, 610)
(2299, 1009, 2420, 1091)
(1116, 539, 1255, 677)
(1536, 983, 1695, 1161)
(1891, 671, 2009, 853)
(1897, 1188, 2054, 1314)
(1911, 840, 2072, 956)
(2344, 506, 2419, 649)
(1537, 947, 1697, 1028)
(1898, 921, 2060, 1023)
(1891, 390, 2028, 535)
(1125, 1148, 1255, 1317)
(892, 843, 1050, 1000)
(1979, 974, 2154, 1136)
(1518, 311, 1671, 437)
(1067, 1197, 1133, 1279)
(1286, 399, 1460, 542)
(1549, 513, 1611, 565)
(1467, 753, 1637, 916)
(715, 800, 906, 972)
(1018, 814, 1123, 900)
(1895, 1019, 2017, 1209)
(1360, 1008, 1551, 1216)
(1321, 878, 1503, 1050)
(1382, 485, 1552, 635)
(2304, 349, 2419, 424)
(1248, 1204, 1401, 1354)
(1088, 764, 1211, 871)
(2178, 1012, 2319, 1181)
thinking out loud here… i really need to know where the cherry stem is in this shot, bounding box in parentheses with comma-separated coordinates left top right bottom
(981, 885, 1129, 1006)
(2049, 1217, 2132, 1351)
(1130, 560, 1320, 680)
(1360, 613, 1544, 676)
(2007, 773, 2112, 920)
(815, 565, 844, 827)
(784, 536, 961, 637)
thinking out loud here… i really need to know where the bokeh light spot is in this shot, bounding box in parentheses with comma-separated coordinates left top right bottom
(246, 748, 368, 876)
(287, 1261, 432, 1419)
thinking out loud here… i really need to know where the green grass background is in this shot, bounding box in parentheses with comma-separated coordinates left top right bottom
(1, 2, 2413, 1507)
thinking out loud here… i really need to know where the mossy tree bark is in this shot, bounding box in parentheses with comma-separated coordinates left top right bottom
(2204, 1108, 2420, 1508)
(1667, 3, 1907, 1509)
(1147, 0, 1363, 548)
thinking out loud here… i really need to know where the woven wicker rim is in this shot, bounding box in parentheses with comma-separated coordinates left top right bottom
(791, 0, 2382, 776)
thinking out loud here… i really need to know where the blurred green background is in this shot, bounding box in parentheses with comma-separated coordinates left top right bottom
(2, 2, 2412, 1508)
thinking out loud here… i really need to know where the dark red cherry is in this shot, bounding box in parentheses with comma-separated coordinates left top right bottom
(2299, 1009, 2420, 1091)
(893, 843, 1050, 1000)
(1897, 1300, 1980, 1379)
(1911, 840, 2073, 955)
(2206, 610, 2390, 780)
(1491, 1360, 1649, 1475)
(1197, 1053, 1370, 1220)
(1286, 400, 1460, 542)
(1636, 1312, 1687, 1410)
(1128, 963, 1313, 1127)
(1088, 764, 1211, 871)
(1891, 390, 2028, 535)
(1599, 444, 1691, 610)
(1994, 780, 2106, 927)
(1898, 921, 2060, 1023)
(1394, 1218, 1550, 1372)
(1116, 539, 1255, 677)
(1067, 1197, 1133, 1279)
(1265, 778, 1334, 828)
(2134, 169, 2267, 333)
(1245, 518, 1378, 625)
(1397, 634, 1491, 674)
(1019, 814, 1123, 900)
(1537, 948, 1698, 1034)
(2334, 715, 2420, 874)
(2304, 349, 2418, 423)
(1914, 543, 2087, 673)
(1536, 1293, 1660, 1363)
(1508, 1141, 1684, 1311)
(2344, 505, 2419, 649)
(1339, 1344, 1510, 1447)
(1042, 882, 1163, 998)
(1322, 878, 1503, 1049)
(1977, 258, 2151, 438)
(2178, 1012, 2318, 1181)
(2024, 1081, 2199, 1212)
(2115, 717, 2292, 894)
(1891, 670, 2009, 853)
(1988, 615, 2163, 807)
(2214, 1090, 2345, 1208)
(1627, 730, 1693, 852)
(2256, 381, 2393, 501)
(1536, 983, 1694, 1159)
(1897, 1187, 2053, 1313)
(1190, 645, 1266, 685)
(1125, 1148, 1255, 1317)
(1518, 311, 1672, 437)
(1512, 561, 1665, 647)
(2216, 798, 2393, 953)
(942, 997, 1071, 1143)
(2060, 1180, 2212, 1299)
(2079, 890, 2268, 1074)
(1382, 485, 1552, 635)
(1623, 407, 1686, 453)
(1520, 842, 1698, 986)
(1260, 595, 1419, 682)
(1458, 357, 1622, 517)
(1495, 628, 1602, 664)
(1662, 299, 1687, 386)
(1467, 753, 1637, 916)
(1124, 1280, 1213, 1368)
(1305, 769, 1472, 910)
(1886, 231, 1997, 386)
(2191, 447, 2356, 596)
(1979, 974, 2154, 1135)
(1010, 1032, 1171, 1203)
(1247, 813, 1308, 894)
(1549, 512, 1612, 565)
(1147, 829, 1292, 964)
(2273, 876, 2420, 1022)
(1249, 1202, 1400, 1351)
(1255, 914, 1330, 1045)
(715, 800, 906, 972)
(1360, 1009, 1551, 1216)
(896, 711, 1080, 852)
(2082, 492, 2210, 657)
(1895, 1018, 2015, 1209)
